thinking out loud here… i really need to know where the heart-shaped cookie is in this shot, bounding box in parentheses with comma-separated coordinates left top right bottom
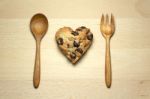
(55, 26, 93, 64)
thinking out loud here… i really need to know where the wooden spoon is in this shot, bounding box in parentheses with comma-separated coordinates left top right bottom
(30, 13, 48, 88)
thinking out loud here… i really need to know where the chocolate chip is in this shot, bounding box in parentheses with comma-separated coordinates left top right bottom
(87, 32, 93, 40)
(80, 26, 86, 29)
(71, 31, 79, 36)
(70, 52, 76, 59)
(76, 26, 86, 31)
(73, 40, 80, 47)
(76, 48, 83, 54)
(57, 38, 63, 45)
(76, 28, 82, 31)
(67, 44, 70, 48)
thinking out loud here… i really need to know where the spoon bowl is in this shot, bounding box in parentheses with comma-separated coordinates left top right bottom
(30, 13, 48, 88)
(30, 13, 48, 39)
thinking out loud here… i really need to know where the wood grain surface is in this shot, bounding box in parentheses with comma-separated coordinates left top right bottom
(0, 0, 150, 99)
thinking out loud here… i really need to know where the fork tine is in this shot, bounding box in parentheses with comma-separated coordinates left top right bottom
(101, 14, 104, 25)
(106, 14, 109, 24)
(111, 14, 115, 26)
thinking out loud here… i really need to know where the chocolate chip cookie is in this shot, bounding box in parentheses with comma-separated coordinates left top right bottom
(55, 26, 93, 64)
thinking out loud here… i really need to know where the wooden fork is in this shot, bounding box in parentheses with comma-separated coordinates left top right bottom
(100, 14, 115, 88)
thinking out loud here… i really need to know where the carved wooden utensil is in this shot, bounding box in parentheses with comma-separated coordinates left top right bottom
(100, 14, 115, 88)
(30, 13, 48, 88)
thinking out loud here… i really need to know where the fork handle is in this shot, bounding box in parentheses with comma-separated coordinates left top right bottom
(105, 38, 112, 88)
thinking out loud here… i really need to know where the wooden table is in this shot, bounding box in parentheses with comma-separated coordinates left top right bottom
(0, 0, 150, 99)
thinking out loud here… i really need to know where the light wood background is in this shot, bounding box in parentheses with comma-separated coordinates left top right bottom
(0, 0, 150, 99)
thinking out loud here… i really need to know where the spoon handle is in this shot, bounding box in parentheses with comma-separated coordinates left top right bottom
(105, 38, 112, 88)
(33, 39, 41, 88)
